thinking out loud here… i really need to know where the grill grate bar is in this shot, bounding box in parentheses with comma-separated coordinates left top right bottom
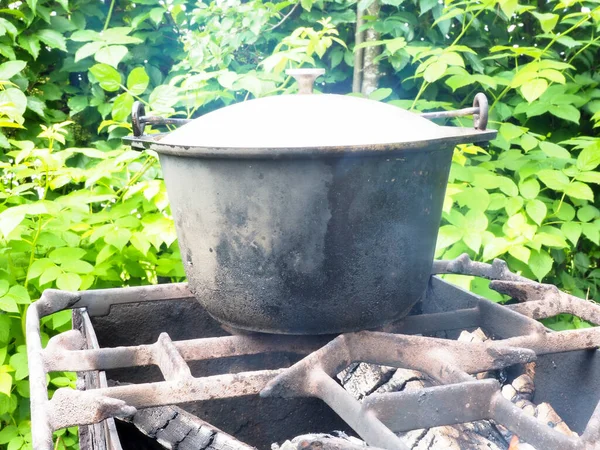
(154, 333, 193, 381)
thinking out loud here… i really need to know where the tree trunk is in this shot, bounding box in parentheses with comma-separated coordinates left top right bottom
(352, 6, 364, 93)
(360, 0, 381, 95)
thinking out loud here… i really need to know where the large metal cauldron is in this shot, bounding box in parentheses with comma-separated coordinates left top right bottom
(127, 69, 496, 334)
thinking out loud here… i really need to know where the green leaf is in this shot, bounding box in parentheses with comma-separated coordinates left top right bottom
(18, 35, 40, 59)
(482, 237, 511, 261)
(555, 202, 575, 221)
(577, 205, 598, 223)
(577, 171, 600, 184)
(0, 280, 8, 298)
(519, 178, 540, 199)
(0, 372, 11, 396)
(74, 41, 104, 62)
(49, 247, 86, 264)
(0, 60, 26, 80)
(561, 222, 581, 246)
(27, 96, 46, 117)
(564, 182, 594, 201)
(499, 123, 525, 141)
(89, 64, 122, 92)
(526, 199, 547, 225)
(70, 29, 101, 42)
(537, 169, 570, 191)
(531, 12, 558, 33)
(436, 225, 462, 250)
(96, 245, 116, 264)
(423, 61, 447, 83)
(302, 0, 315, 10)
(39, 265, 62, 285)
(67, 95, 88, 115)
(499, 0, 518, 17)
(369, 88, 392, 101)
(126, 67, 149, 96)
(505, 196, 524, 216)
(521, 78, 548, 103)
(508, 245, 531, 264)
(528, 249, 553, 281)
(60, 259, 94, 274)
(95, 45, 128, 68)
(9, 352, 27, 380)
(465, 209, 488, 232)
(148, 85, 179, 111)
(384, 37, 406, 54)
(105, 228, 132, 251)
(112, 92, 134, 122)
(498, 177, 518, 197)
(149, 7, 165, 24)
(419, 0, 437, 14)
(453, 187, 490, 211)
(540, 142, 570, 159)
(37, 29, 67, 51)
(582, 223, 599, 245)
(534, 231, 568, 248)
(548, 104, 580, 124)
(0, 88, 27, 122)
(463, 233, 482, 253)
(0, 315, 10, 343)
(131, 232, 151, 255)
(0, 424, 17, 444)
(56, 272, 82, 291)
(6, 285, 30, 305)
(7, 436, 23, 450)
(577, 144, 600, 171)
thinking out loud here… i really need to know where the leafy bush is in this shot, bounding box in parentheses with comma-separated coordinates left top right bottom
(0, 0, 598, 448)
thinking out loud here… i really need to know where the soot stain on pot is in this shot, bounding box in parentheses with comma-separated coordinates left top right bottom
(163, 147, 456, 334)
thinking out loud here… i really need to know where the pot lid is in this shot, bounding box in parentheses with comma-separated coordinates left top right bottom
(159, 69, 473, 150)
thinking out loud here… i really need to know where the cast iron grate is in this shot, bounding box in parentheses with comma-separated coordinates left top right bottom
(26, 254, 600, 450)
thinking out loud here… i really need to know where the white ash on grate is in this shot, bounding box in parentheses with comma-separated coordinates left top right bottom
(498, 373, 576, 439)
(328, 328, 576, 450)
(273, 432, 370, 449)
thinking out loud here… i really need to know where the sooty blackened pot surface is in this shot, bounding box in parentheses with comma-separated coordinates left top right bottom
(161, 147, 453, 334)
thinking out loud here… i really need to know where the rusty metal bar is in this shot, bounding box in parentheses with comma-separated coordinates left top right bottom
(477, 298, 547, 338)
(432, 254, 525, 281)
(44, 334, 326, 373)
(581, 399, 600, 443)
(131, 101, 191, 137)
(385, 307, 480, 335)
(420, 93, 489, 130)
(36, 283, 193, 318)
(27, 302, 54, 450)
(420, 106, 479, 120)
(501, 328, 600, 355)
(49, 369, 281, 430)
(79, 309, 124, 450)
(308, 369, 409, 450)
(491, 394, 582, 449)
(362, 379, 499, 432)
(154, 333, 193, 380)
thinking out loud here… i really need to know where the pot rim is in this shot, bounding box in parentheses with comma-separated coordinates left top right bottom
(124, 126, 497, 160)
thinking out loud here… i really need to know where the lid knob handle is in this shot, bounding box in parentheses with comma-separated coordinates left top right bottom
(286, 68, 325, 94)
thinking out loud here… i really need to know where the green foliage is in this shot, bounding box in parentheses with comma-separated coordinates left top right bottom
(0, 0, 599, 448)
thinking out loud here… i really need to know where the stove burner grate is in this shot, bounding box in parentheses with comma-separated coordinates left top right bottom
(26, 255, 600, 450)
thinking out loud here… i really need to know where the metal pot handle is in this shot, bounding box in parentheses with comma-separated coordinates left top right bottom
(419, 93, 489, 131)
(131, 101, 191, 137)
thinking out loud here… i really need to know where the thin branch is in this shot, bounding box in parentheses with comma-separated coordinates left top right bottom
(269, 2, 300, 31)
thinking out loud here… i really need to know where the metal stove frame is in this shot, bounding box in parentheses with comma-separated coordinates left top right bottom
(27, 254, 600, 450)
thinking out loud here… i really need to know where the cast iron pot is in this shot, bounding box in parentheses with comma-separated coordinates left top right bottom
(126, 69, 496, 335)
